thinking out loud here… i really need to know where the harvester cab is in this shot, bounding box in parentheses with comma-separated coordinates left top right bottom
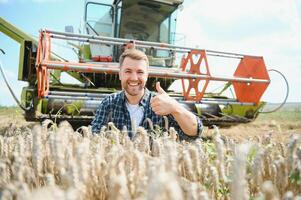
(75, 0, 181, 91)
(84, 0, 180, 62)
(0, 0, 279, 128)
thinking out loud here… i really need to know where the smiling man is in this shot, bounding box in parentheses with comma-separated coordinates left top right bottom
(91, 49, 203, 140)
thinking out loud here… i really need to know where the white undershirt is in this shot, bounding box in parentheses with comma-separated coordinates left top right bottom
(125, 102, 144, 128)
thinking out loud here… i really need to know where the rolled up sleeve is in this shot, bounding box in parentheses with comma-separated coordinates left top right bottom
(167, 115, 203, 141)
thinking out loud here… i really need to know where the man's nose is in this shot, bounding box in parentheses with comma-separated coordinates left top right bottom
(129, 72, 138, 80)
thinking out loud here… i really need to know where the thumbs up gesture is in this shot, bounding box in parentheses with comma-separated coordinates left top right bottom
(150, 82, 180, 116)
(155, 81, 166, 94)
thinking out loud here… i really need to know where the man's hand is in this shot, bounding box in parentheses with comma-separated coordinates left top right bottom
(150, 82, 179, 116)
(151, 81, 198, 136)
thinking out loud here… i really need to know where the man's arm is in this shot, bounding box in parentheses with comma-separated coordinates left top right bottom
(150, 82, 200, 136)
(169, 102, 198, 136)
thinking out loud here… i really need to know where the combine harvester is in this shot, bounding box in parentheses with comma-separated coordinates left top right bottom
(0, 0, 287, 128)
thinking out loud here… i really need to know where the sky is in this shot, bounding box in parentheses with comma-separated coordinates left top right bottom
(1, 0, 301, 106)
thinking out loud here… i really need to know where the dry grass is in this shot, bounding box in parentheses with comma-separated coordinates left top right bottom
(0, 105, 300, 199)
(0, 120, 300, 199)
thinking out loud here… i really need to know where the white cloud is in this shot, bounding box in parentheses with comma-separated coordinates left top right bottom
(175, 0, 301, 102)
(0, 0, 8, 4)
(184, 0, 300, 28)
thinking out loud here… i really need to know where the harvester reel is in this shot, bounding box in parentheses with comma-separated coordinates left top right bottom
(232, 56, 270, 104)
(180, 50, 210, 101)
(37, 66, 49, 97)
(36, 31, 51, 98)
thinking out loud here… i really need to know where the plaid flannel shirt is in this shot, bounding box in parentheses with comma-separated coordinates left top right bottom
(91, 88, 203, 140)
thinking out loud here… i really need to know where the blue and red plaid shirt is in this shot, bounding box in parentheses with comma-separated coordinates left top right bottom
(91, 88, 203, 140)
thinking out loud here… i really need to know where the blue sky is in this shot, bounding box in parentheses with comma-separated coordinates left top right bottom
(1, 0, 301, 106)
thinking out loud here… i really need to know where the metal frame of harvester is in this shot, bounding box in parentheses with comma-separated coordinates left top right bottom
(0, 0, 273, 128)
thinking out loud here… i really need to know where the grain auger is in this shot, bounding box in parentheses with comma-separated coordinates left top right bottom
(33, 29, 271, 127)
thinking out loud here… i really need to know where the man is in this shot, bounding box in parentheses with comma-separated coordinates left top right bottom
(91, 49, 202, 140)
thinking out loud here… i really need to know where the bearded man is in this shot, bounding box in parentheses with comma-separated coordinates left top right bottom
(91, 49, 203, 140)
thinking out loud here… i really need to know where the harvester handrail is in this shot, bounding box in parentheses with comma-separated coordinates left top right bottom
(46, 29, 262, 59)
(41, 60, 270, 84)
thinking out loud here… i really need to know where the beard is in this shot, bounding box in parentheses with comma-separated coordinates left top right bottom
(123, 83, 144, 96)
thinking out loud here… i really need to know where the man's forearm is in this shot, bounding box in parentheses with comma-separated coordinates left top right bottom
(171, 105, 198, 136)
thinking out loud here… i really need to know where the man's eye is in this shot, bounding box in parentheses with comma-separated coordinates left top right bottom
(138, 71, 144, 74)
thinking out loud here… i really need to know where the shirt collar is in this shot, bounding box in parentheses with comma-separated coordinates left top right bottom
(120, 88, 151, 107)
(140, 88, 150, 107)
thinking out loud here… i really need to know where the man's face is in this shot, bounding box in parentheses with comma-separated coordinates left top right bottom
(119, 57, 148, 97)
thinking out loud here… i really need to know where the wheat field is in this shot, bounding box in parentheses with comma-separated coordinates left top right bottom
(0, 105, 301, 200)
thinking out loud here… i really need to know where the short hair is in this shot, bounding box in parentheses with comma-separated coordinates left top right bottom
(119, 49, 149, 67)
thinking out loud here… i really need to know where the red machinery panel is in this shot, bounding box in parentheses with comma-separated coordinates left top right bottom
(233, 56, 270, 103)
(180, 50, 210, 101)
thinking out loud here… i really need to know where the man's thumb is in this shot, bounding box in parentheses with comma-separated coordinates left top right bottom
(156, 82, 165, 94)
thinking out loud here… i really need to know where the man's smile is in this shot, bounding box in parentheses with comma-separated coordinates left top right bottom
(128, 82, 139, 86)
